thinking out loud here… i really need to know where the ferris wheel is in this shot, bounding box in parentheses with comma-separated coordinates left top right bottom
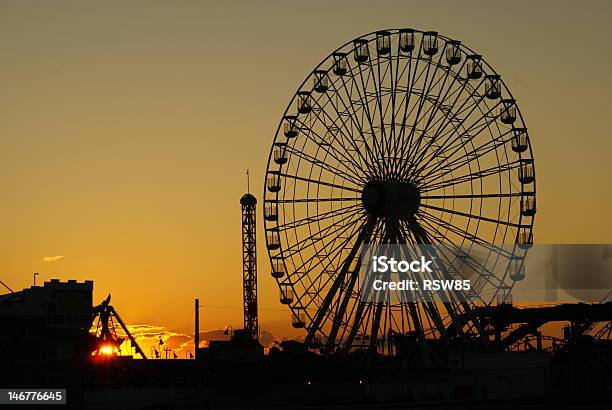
(263, 29, 536, 358)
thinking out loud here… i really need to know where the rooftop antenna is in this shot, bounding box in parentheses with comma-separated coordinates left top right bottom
(246, 169, 250, 194)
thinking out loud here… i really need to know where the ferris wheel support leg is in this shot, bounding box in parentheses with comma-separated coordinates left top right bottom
(398, 229, 435, 365)
(407, 301, 433, 368)
(402, 220, 464, 365)
(343, 266, 383, 352)
(396, 241, 449, 341)
(367, 291, 387, 363)
(324, 256, 363, 352)
(343, 286, 372, 350)
(305, 220, 376, 347)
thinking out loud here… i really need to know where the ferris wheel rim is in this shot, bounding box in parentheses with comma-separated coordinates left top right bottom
(263, 28, 536, 353)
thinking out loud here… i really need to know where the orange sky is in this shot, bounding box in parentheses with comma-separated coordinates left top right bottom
(2, 1, 612, 346)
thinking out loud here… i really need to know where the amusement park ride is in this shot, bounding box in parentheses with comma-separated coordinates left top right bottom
(261, 28, 609, 363)
(90, 294, 147, 359)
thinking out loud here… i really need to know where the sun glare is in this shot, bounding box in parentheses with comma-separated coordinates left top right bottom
(100, 345, 115, 356)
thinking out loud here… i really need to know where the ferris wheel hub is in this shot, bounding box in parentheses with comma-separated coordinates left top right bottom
(361, 180, 420, 218)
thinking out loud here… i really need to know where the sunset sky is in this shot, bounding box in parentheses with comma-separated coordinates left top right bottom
(2, 1, 611, 351)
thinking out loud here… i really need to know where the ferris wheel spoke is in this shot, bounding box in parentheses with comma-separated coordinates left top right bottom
(280, 213, 364, 267)
(401, 72, 470, 175)
(389, 55, 422, 179)
(422, 191, 525, 200)
(332, 73, 382, 174)
(403, 77, 486, 170)
(274, 197, 361, 204)
(275, 203, 362, 232)
(368, 54, 397, 177)
(294, 108, 369, 181)
(401, 54, 463, 171)
(396, 81, 465, 168)
(419, 203, 522, 228)
(280, 208, 365, 258)
(416, 210, 516, 261)
(386, 44, 405, 178)
(352, 60, 388, 172)
(420, 159, 520, 192)
(420, 159, 518, 192)
(307, 93, 375, 176)
(417, 58, 469, 132)
(393, 72, 449, 172)
(414, 101, 506, 179)
(291, 206, 364, 246)
(339, 60, 380, 160)
(392, 52, 435, 173)
(287, 218, 366, 307)
(399, 49, 458, 163)
(284, 144, 366, 187)
(406, 81, 493, 176)
(278, 172, 362, 194)
(290, 212, 367, 278)
(391, 50, 420, 176)
(380, 74, 408, 175)
(416, 127, 513, 183)
(437, 99, 503, 149)
(295, 117, 371, 183)
(417, 203, 515, 244)
(318, 84, 378, 173)
(400, 57, 439, 168)
(430, 76, 487, 135)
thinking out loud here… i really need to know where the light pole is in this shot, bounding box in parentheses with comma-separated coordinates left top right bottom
(194, 298, 200, 359)
(223, 325, 234, 339)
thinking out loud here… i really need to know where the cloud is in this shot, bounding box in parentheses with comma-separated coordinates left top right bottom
(115, 324, 194, 358)
(105, 323, 281, 358)
(42, 255, 64, 262)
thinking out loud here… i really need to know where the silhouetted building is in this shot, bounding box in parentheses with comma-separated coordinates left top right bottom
(198, 329, 263, 363)
(0, 279, 93, 387)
